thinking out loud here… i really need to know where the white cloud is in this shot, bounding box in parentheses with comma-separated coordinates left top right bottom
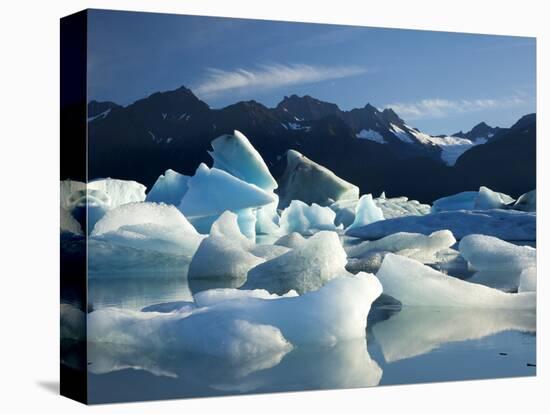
(194, 63, 366, 96)
(385, 96, 526, 120)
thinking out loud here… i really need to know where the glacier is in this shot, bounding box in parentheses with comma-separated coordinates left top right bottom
(376, 253, 535, 309)
(243, 231, 349, 294)
(277, 149, 359, 208)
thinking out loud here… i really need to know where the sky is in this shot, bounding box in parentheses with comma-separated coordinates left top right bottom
(87, 9, 536, 135)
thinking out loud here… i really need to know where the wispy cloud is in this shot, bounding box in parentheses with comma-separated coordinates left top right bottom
(194, 63, 366, 96)
(385, 96, 527, 120)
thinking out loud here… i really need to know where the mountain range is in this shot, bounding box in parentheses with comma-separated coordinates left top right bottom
(79, 86, 535, 203)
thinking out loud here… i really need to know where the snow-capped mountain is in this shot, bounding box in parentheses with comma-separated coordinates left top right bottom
(83, 85, 535, 202)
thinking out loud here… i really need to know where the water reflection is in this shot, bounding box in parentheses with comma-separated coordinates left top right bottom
(371, 306, 535, 363)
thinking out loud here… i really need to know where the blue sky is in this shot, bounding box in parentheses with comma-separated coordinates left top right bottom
(87, 9, 536, 135)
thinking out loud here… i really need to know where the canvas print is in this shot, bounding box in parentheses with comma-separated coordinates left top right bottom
(60, 9, 536, 404)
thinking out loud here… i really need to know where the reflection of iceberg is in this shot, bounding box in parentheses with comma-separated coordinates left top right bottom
(372, 306, 535, 363)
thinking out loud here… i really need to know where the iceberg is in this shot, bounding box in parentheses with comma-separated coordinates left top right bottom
(347, 194, 384, 230)
(372, 306, 535, 363)
(89, 272, 383, 349)
(474, 186, 515, 209)
(208, 130, 278, 192)
(277, 150, 359, 208)
(145, 169, 190, 205)
(87, 178, 147, 208)
(243, 231, 348, 295)
(60, 207, 83, 235)
(376, 253, 535, 309)
(347, 209, 535, 241)
(347, 230, 456, 264)
(178, 163, 276, 236)
(187, 211, 265, 281)
(279, 200, 341, 235)
(459, 234, 536, 272)
(91, 202, 204, 257)
(519, 267, 536, 292)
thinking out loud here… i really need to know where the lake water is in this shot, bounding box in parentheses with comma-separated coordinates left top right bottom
(82, 272, 536, 404)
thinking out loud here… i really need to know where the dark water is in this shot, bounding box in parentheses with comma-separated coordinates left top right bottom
(82, 273, 536, 404)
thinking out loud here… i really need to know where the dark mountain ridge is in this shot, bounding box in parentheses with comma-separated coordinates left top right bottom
(81, 86, 536, 203)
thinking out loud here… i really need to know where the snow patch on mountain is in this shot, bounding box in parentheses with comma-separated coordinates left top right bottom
(356, 129, 386, 144)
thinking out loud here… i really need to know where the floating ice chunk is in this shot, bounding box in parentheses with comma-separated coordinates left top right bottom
(145, 169, 190, 205)
(519, 267, 536, 292)
(249, 244, 290, 261)
(209, 130, 278, 191)
(348, 230, 456, 264)
(280, 200, 341, 235)
(278, 150, 359, 208)
(194, 288, 298, 307)
(375, 196, 430, 219)
(91, 202, 204, 257)
(274, 232, 307, 249)
(188, 212, 264, 281)
(474, 186, 515, 209)
(243, 231, 348, 295)
(376, 253, 535, 309)
(178, 164, 275, 235)
(347, 209, 535, 241)
(89, 273, 382, 352)
(347, 194, 384, 230)
(459, 234, 536, 272)
(60, 207, 83, 235)
(372, 306, 535, 362)
(255, 199, 281, 235)
(431, 191, 477, 213)
(512, 190, 536, 212)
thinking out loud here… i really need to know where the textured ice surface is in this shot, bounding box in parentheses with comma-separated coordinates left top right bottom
(178, 163, 275, 235)
(474, 186, 515, 209)
(87, 178, 147, 208)
(277, 150, 359, 208)
(146, 169, 190, 205)
(209, 130, 278, 192)
(347, 209, 535, 241)
(372, 307, 536, 362)
(347, 194, 384, 230)
(60, 180, 86, 210)
(512, 190, 536, 212)
(519, 267, 536, 292)
(91, 202, 204, 257)
(376, 254, 535, 309)
(188, 212, 265, 281)
(274, 232, 307, 249)
(347, 230, 456, 264)
(89, 272, 382, 349)
(255, 199, 281, 235)
(243, 231, 348, 294)
(459, 234, 536, 272)
(280, 200, 341, 235)
(60, 207, 83, 235)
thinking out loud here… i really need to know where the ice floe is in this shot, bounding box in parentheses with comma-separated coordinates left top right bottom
(347, 209, 535, 241)
(277, 149, 359, 208)
(474, 186, 515, 209)
(432, 187, 514, 213)
(347, 194, 384, 230)
(376, 253, 535, 309)
(243, 231, 348, 294)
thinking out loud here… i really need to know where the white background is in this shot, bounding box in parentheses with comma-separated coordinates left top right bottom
(0, 0, 547, 412)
